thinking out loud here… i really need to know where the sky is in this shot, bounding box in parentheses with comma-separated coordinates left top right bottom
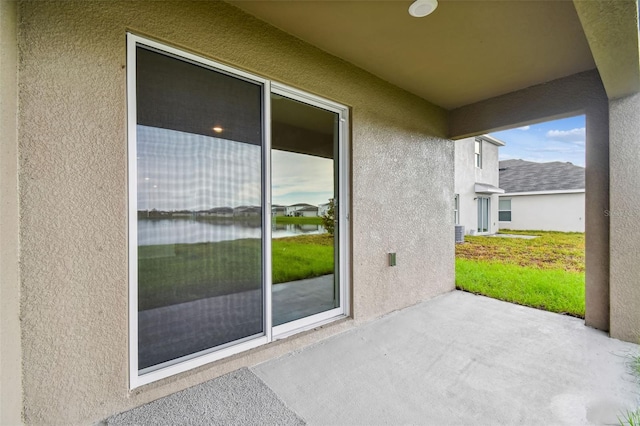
(137, 115, 585, 212)
(490, 115, 586, 167)
(137, 125, 333, 210)
(271, 150, 334, 207)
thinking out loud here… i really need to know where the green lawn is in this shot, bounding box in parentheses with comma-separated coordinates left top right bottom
(272, 234, 334, 283)
(455, 231, 585, 317)
(138, 234, 333, 311)
(274, 216, 323, 225)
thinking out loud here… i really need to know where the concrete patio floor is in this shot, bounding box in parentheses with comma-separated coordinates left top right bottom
(107, 291, 640, 425)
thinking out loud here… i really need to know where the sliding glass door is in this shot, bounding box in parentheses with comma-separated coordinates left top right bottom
(128, 34, 349, 387)
(270, 92, 342, 328)
(477, 196, 490, 234)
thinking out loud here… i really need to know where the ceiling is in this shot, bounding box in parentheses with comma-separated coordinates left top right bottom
(228, 0, 597, 110)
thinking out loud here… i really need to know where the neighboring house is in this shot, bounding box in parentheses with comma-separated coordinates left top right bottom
(454, 135, 505, 235)
(2, 1, 640, 425)
(498, 160, 585, 232)
(233, 205, 261, 217)
(271, 205, 286, 217)
(296, 205, 319, 217)
(285, 203, 317, 217)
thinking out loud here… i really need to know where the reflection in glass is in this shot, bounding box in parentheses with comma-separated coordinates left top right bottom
(271, 94, 340, 326)
(136, 46, 263, 372)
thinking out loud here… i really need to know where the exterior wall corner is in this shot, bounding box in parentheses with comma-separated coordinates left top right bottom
(0, 0, 24, 424)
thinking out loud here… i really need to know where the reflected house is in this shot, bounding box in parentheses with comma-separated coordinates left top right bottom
(199, 207, 234, 218)
(142, 208, 172, 219)
(272, 205, 286, 217)
(285, 203, 317, 217)
(233, 205, 261, 217)
(173, 209, 195, 218)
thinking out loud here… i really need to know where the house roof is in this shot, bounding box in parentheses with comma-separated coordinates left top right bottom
(499, 160, 585, 193)
(230, 1, 640, 110)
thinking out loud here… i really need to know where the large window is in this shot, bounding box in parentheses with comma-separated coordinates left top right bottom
(499, 199, 512, 222)
(128, 34, 350, 387)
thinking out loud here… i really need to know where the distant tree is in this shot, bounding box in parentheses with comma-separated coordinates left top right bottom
(321, 199, 336, 236)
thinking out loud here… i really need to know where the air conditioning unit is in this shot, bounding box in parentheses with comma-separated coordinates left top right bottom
(455, 225, 465, 244)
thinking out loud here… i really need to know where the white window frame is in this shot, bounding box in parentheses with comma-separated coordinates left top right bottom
(498, 198, 512, 222)
(477, 196, 490, 234)
(474, 138, 482, 168)
(127, 33, 350, 388)
(454, 194, 459, 225)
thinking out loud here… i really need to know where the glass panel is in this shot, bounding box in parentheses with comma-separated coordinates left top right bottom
(483, 198, 490, 232)
(477, 197, 489, 233)
(271, 94, 339, 326)
(136, 47, 264, 372)
(499, 199, 511, 210)
(499, 211, 512, 222)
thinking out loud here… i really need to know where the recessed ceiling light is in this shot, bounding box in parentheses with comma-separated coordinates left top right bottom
(409, 0, 438, 17)
(212, 126, 223, 133)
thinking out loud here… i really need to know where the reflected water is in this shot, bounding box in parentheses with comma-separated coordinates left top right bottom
(138, 218, 325, 246)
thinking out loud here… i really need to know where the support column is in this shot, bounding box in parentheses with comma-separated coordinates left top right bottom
(609, 93, 640, 343)
(584, 99, 610, 331)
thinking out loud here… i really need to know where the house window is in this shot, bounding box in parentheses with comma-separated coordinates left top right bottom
(127, 34, 350, 387)
(499, 199, 512, 222)
(474, 138, 482, 168)
(454, 194, 459, 225)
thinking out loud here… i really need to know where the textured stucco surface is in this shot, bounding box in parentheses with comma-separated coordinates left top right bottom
(16, 1, 451, 423)
(449, 70, 611, 332)
(454, 137, 501, 235)
(609, 93, 640, 343)
(574, 0, 640, 100)
(0, 1, 22, 425)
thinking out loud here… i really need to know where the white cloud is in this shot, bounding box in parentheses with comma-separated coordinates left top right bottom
(546, 127, 585, 145)
(272, 150, 334, 206)
(516, 126, 530, 131)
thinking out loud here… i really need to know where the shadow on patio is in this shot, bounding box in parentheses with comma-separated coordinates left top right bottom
(107, 291, 639, 425)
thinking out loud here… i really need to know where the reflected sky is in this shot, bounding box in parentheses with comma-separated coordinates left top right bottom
(138, 126, 334, 210)
(272, 150, 333, 206)
(137, 125, 261, 211)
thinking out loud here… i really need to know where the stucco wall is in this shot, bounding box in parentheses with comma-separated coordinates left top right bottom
(454, 137, 501, 235)
(0, 1, 22, 425)
(16, 1, 453, 423)
(498, 192, 585, 232)
(609, 93, 640, 343)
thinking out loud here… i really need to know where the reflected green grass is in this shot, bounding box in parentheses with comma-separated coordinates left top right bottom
(138, 234, 333, 311)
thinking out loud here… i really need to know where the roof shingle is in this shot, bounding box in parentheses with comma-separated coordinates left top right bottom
(499, 159, 584, 193)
